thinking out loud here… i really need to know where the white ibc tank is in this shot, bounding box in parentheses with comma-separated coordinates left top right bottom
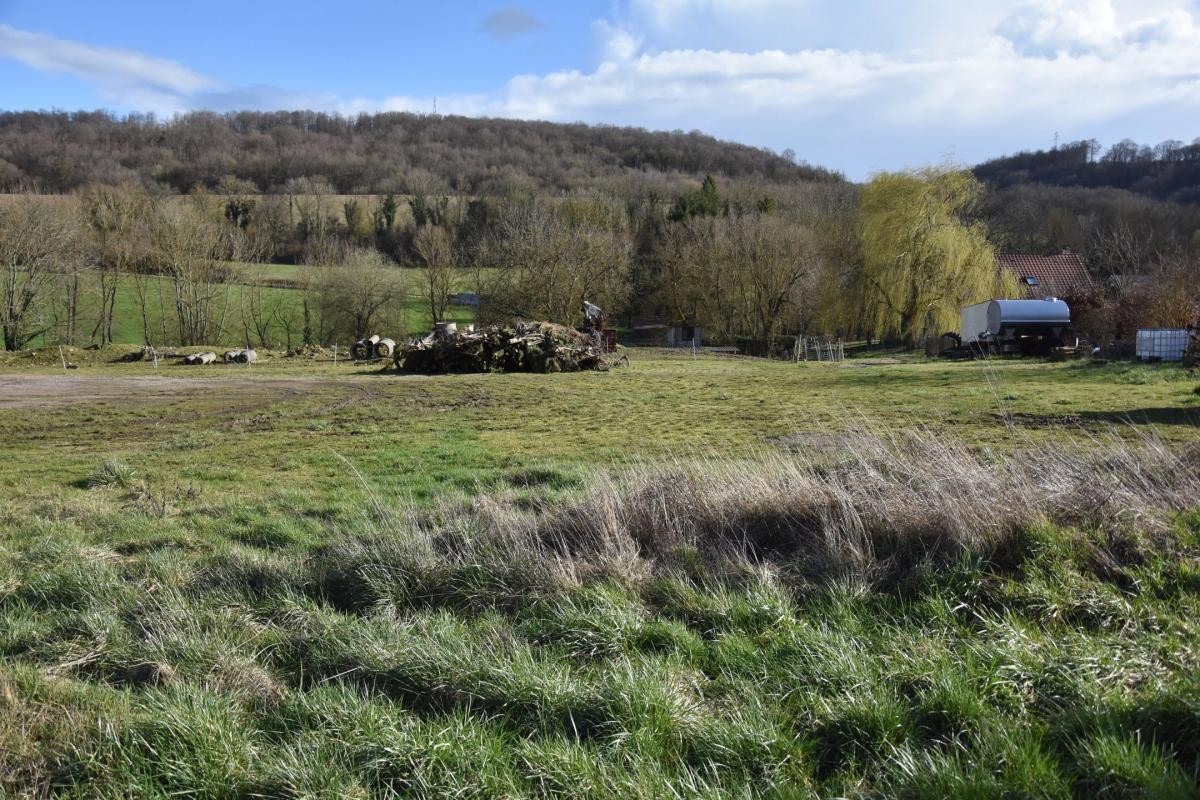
(1136, 329, 1189, 362)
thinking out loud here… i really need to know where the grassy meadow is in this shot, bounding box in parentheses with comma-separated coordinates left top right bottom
(28, 263, 480, 350)
(1, 351, 1199, 797)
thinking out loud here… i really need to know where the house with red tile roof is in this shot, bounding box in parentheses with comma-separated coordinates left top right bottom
(997, 252, 1095, 299)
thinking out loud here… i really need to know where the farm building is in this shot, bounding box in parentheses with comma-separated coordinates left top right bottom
(628, 317, 703, 348)
(667, 324, 702, 348)
(997, 251, 1094, 299)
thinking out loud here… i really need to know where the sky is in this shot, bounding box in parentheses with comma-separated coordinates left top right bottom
(0, 0, 1198, 179)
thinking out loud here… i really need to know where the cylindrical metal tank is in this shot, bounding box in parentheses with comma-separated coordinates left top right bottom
(960, 298, 1071, 344)
(986, 299, 1070, 332)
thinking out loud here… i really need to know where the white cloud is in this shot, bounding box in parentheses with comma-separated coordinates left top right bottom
(593, 20, 644, 63)
(995, 0, 1200, 54)
(492, 3, 1200, 128)
(623, 0, 1015, 55)
(1, 1, 1198, 178)
(477, 1, 1200, 174)
(0, 24, 219, 112)
(998, 0, 1122, 52)
(624, 0, 1199, 57)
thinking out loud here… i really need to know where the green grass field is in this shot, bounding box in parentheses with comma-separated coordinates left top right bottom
(1, 352, 1198, 797)
(29, 264, 480, 350)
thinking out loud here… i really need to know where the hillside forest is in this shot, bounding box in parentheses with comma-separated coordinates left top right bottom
(1, 111, 1198, 352)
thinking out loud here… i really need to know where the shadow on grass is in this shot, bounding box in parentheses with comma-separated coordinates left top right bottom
(1005, 408, 1200, 428)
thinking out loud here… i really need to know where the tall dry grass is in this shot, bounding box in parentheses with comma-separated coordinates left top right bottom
(324, 431, 1200, 607)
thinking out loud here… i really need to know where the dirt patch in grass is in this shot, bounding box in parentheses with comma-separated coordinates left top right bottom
(843, 357, 911, 367)
(1004, 408, 1200, 429)
(0, 375, 400, 410)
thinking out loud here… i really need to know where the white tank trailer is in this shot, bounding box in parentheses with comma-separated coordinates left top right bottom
(960, 298, 1071, 354)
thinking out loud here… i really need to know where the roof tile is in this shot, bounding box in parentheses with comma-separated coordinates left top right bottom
(997, 252, 1094, 299)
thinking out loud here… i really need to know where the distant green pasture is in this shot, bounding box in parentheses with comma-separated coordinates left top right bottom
(29, 265, 480, 348)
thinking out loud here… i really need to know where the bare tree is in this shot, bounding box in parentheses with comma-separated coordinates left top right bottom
(49, 251, 89, 346)
(81, 184, 150, 345)
(272, 292, 305, 351)
(128, 268, 160, 346)
(147, 199, 243, 346)
(480, 196, 631, 325)
(656, 217, 735, 337)
(309, 248, 406, 343)
(1090, 220, 1158, 282)
(239, 276, 284, 348)
(726, 212, 819, 350)
(286, 176, 336, 246)
(414, 223, 454, 325)
(1, 195, 79, 350)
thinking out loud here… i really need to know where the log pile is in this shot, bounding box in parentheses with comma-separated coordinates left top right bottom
(119, 346, 157, 363)
(223, 348, 257, 364)
(350, 335, 381, 360)
(350, 334, 397, 359)
(183, 351, 217, 365)
(394, 321, 616, 374)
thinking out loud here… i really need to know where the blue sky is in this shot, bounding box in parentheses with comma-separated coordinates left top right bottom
(1, 0, 1198, 179)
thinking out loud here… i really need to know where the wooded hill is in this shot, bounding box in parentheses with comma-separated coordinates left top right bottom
(974, 138, 1200, 205)
(0, 110, 837, 196)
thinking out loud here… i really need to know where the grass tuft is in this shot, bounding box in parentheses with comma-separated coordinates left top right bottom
(85, 459, 137, 490)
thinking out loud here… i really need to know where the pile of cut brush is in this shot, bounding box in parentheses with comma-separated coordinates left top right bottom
(395, 321, 619, 374)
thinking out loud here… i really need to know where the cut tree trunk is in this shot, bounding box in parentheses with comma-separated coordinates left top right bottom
(183, 351, 217, 365)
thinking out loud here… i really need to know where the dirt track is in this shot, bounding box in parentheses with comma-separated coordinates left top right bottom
(0, 375, 382, 409)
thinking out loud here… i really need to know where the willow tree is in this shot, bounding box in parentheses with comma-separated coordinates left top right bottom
(860, 168, 1010, 346)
